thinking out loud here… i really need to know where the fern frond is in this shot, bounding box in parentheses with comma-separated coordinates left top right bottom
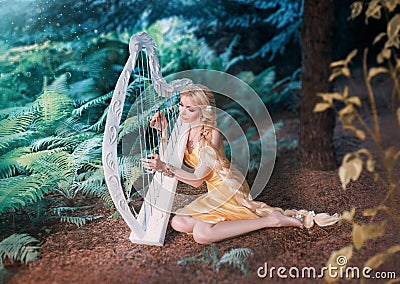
(68, 78, 98, 103)
(77, 168, 111, 204)
(216, 248, 254, 274)
(52, 205, 94, 216)
(0, 233, 40, 265)
(0, 130, 36, 153)
(120, 156, 142, 197)
(45, 73, 69, 95)
(0, 114, 33, 136)
(219, 248, 254, 262)
(0, 105, 36, 120)
(59, 215, 103, 227)
(72, 90, 113, 116)
(34, 92, 73, 123)
(16, 150, 73, 183)
(0, 175, 45, 213)
(87, 105, 109, 132)
(54, 116, 90, 136)
(72, 137, 102, 167)
(0, 147, 31, 179)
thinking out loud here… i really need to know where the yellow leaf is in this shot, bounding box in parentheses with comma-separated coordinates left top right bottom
(340, 207, 356, 222)
(325, 245, 353, 283)
(353, 223, 364, 250)
(382, 48, 392, 59)
(343, 124, 365, 140)
(366, 158, 375, 172)
(340, 113, 355, 124)
(339, 104, 355, 117)
(385, 146, 397, 170)
(346, 96, 361, 107)
(342, 152, 355, 164)
(345, 49, 358, 64)
(383, 0, 399, 12)
(343, 86, 349, 98)
(354, 129, 366, 140)
(314, 102, 332, 113)
(386, 278, 400, 284)
(368, 67, 389, 80)
(339, 157, 363, 190)
(364, 245, 400, 269)
(353, 222, 387, 250)
(373, 32, 386, 45)
(356, 148, 373, 158)
(330, 60, 346, 68)
(363, 221, 387, 239)
(377, 51, 385, 64)
(365, 2, 382, 23)
(349, 1, 363, 20)
(387, 14, 400, 44)
(362, 206, 388, 217)
(317, 92, 344, 102)
(329, 68, 344, 82)
(342, 67, 351, 77)
(397, 107, 400, 126)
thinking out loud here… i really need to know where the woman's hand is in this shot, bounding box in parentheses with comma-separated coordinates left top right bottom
(149, 111, 168, 134)
(140, 153, 166, 173)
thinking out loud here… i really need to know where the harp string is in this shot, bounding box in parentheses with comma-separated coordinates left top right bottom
(137, 49, 149, 229)
(128, 46, 185, 232)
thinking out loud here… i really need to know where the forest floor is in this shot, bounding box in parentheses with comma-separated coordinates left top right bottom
(4, 67, 400, 284)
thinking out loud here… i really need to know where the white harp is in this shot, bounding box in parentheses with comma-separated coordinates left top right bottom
(102, 32, 192, 246)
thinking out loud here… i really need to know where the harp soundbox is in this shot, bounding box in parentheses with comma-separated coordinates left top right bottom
(102, 32, 192, 246)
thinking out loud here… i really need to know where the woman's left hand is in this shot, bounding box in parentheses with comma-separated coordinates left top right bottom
(140, 153, 166, 173)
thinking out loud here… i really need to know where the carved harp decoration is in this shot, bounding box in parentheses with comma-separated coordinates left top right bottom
(102, 32, 192, 246)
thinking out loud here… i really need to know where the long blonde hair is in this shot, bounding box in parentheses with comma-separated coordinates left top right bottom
(180, 84, 231, 172)
(180, 84, 217, 128)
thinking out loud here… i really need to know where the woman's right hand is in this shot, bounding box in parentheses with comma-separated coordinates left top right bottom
(149, 111, 168, 133)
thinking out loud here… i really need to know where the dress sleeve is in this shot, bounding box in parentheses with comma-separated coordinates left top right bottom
(199, 145, 218, 169)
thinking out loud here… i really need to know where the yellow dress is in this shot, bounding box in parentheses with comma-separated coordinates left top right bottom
(176, 141, 339, 228)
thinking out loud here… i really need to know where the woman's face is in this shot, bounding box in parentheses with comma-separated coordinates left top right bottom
(179, 95, 201, 124)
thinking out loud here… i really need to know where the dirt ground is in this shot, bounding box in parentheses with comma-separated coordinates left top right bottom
(4, 68, 400, 283)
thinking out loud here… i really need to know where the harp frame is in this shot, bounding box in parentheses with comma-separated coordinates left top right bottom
(102, 32, 192, 246)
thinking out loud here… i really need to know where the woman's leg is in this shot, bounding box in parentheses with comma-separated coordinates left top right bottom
(171, 215, 197, 233)
(192, 211, 303, 244)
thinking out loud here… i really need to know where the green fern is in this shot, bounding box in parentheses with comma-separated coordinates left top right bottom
(76, 168, 112, 205)
(0, 233, 40, 269)
(44, 73, 69, 95)
(52, 205, 94, 216)
(17, 150, 73, 181)
(178, 244, 254, 275)
(59, 215, 103, 227)
(216, 248, 254, 275)
(87, 105, 109, 132)
(0, 131, 36, 154)
(0, 175, 45, 213)
(34, 92, 73, 124)
(72, 90, 114, 116)
(0, 114, 33, 136)
(0, 147, 31, 179)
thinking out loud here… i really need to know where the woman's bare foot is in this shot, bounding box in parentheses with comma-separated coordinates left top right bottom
(267, 211, 304, 228)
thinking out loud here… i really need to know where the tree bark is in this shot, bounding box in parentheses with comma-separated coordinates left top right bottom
(299, 0, 336, 170)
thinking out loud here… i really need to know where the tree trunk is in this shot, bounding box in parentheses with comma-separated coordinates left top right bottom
(299, 0, 336, 170)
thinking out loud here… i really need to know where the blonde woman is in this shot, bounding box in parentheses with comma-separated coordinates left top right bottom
(141, 84, 338, 244)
